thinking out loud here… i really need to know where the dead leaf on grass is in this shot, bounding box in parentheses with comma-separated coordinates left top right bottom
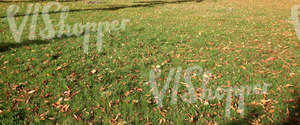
(91, 69, 97, 74)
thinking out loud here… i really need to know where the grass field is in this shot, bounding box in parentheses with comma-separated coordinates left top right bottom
(0, 0, 300, 124)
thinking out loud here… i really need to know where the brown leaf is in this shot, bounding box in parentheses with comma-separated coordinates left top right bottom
(64, 97, 71, 101)
(261, 99, 271, 105)
(42, 60, 49, 64)
(240, 65, 246, 70)
(266, 57, 276, 62)
(62, 63, 68, 67)
(284, 99, 296, 103)
(73, 113, 81, 121)
(56, 66, 62, 71)
(132, 100, 138, 104)
(289, 73, 295, 77)
(136, 88, 143, 92)
(15, 99, 25, 102)
(237, 109, 244, 114)
(3, 61, 8, 64)
(39, 111, 49, 118)
(284, 84, 294, 88)
(186, 60, 200, 62)
(60, 104, 70, 112)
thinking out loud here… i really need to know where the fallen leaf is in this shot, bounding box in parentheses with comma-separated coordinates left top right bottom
(62, 63, 68, 67)
(91, 69, 97, 74)
(266, 57, 276, 62)
(284, 84, 294, 88)
(73, 113, 81, 121)
(28, 90, 36, 94)
(289, 73, 295, 77)
(240, 65, 246, 70)
(269, 109, 275, 113)
(136, 88, 143, 92)
(56, 66, 62, 71)
(124, 91, 130, 97)
(48, 117, 55, 120)
(3, 61, 8, 64)
(60, 104, 70, 112)
(132, 100, 138, 104)
(64, 97, 71, 101)
(204, 100, 209, 105)
(261, 99, 271, 104)
(15, 99, 25, 102)
(237, 109, 243, 114)
(186, 60, 200, 62)
(198, 31, 202, 36)
(45, 53, 50, 57)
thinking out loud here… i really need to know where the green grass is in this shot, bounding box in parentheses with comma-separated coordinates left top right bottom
(0, 0, 300, 124)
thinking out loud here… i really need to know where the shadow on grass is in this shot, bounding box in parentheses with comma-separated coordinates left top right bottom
(0, 0, 204, 52)
(277, 90, 300, 125)
(134, 0, 203, 4)
(0, 0, 33, 2)
(0, 40, 50, 52)
(0, 108, 26, 124)
(0, 0, 203, 18)
(221, 106, 265, 125)
(0, 32, 85, 52)
(0, 0, 80, 3)
(222, 91, 300, 125)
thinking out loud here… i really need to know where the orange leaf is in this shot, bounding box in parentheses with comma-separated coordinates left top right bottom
(60, 104, 70, 112)
(124, 91, 130, 97)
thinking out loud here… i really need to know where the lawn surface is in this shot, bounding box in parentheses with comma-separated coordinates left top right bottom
(0, 0, 300, 124)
